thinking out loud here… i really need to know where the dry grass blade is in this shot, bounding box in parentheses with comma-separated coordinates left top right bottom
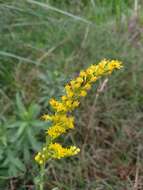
(84, 78, 109, 143)
(133, 145, 141, 190)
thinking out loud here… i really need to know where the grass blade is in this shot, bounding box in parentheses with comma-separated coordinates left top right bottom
(27, 0, 93, 25)
(0, 51, 39, 65)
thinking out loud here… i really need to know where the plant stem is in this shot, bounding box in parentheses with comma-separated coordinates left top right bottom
(39, 164, 45, 190)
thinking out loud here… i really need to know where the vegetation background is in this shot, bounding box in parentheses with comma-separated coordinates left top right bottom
(0, 0, 143, 189)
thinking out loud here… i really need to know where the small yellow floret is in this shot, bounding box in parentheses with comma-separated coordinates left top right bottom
(84, 83, 91, 90)
(80, 91, 87, 97)
(76, 77, 83, 83)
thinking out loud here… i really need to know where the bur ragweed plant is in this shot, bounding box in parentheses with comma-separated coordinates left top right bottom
(35, 59, 123, 189)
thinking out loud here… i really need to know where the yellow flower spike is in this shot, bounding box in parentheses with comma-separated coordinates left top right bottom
(35, 59, 123, 165)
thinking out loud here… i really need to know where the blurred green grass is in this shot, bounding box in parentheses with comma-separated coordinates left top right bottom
(0, 0, 143, 189)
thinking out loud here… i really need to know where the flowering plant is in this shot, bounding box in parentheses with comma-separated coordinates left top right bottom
(35, 59, 123, 189)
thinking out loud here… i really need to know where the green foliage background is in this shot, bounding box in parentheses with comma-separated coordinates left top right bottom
(0, 0, 143, 189)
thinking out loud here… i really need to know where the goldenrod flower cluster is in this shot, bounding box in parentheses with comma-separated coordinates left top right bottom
(35, 143, 80, 164)
(35, 59, 123, 165)
(45, 114, 74, 139)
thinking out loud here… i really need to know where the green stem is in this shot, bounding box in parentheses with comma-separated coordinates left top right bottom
(39, 164, 45, 190)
